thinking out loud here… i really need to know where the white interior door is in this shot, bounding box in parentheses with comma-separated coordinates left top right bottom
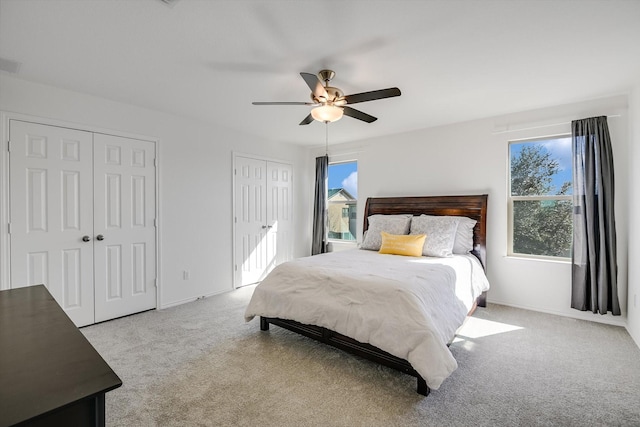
(9, 120, 95, 326)
(234, 156, 268, 286)
(266, 162, 293, 267)
(9, 120, 157, 326)
(93, 134, 157, 322)
(234, 156, 293, 287)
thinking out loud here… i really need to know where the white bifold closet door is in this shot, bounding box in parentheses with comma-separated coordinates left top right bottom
(234, 156, 293, 287)
(9, 121, 95, 326)
(9, 120, 156, 327)
(93, 133, 157, 323)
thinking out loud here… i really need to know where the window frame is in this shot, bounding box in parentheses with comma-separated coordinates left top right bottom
(507, 135, 572, 261)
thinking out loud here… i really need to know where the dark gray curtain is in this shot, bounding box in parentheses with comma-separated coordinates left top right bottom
(311, 155, 329, 255)
(571, 116, 620, 315)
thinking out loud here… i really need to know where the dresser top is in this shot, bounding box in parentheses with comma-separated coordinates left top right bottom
(0, 285, 122, 426)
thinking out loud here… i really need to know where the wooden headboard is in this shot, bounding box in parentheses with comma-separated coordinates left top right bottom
(363, 195, 488, 270)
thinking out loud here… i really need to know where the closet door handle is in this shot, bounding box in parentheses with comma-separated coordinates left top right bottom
(82, 235, 91, 242)
(96, 234, 105, 241)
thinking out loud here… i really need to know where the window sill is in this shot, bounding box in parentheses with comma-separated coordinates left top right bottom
(505, 254, 571, 264)
(327, 240, 358, 253)
(327, 240, 358, 247)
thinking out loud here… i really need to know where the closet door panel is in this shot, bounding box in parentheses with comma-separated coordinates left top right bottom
(266, 162, 293, 267)
(234, 156, 268, 287)
(93, 134, 156, 322)
(9, 120, 95, 327)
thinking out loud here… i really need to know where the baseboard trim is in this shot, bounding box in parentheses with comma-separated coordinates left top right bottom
(487, 299, 627, 328)
(159, 289, 229, 310)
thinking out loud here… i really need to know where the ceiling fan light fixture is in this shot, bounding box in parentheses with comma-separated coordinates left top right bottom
(311, 105, 343, 123)
(252, 70, 400, 125)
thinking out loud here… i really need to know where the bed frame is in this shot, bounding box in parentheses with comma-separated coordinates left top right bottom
(260, 194, 488, 396)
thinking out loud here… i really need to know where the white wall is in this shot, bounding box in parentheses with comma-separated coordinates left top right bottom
(0, 75, 312, 308)
(2, 73, 634, 334)
(627, 83, 640, 347)
(314, 95, 629, 326)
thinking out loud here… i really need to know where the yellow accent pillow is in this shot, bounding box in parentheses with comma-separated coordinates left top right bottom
(378, 231, 426, 257)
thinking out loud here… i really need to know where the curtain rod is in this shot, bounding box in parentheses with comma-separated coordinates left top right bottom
(492, 114, 621, 135)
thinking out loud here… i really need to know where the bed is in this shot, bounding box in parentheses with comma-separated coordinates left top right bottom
(245, 194, 489, 396)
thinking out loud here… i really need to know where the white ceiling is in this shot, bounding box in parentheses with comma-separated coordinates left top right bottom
(1, 0, 639, 146)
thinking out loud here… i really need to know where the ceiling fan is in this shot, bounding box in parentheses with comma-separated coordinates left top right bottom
(252, 69, 401, 125)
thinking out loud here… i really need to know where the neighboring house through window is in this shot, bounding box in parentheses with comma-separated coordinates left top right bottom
(508, 136, 572, 259)
(328, 161, 357, 241)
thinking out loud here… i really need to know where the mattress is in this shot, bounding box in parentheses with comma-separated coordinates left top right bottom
(245, 249, 490, 389)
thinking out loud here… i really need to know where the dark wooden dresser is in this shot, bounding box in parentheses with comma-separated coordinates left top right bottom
(0, 285, 122, 427)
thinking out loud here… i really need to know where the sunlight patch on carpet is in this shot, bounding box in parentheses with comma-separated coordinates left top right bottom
(455, 317, 524, 340)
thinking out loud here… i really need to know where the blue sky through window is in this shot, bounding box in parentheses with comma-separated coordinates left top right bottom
(329, 161, 357, 198)
(510, 137, 572, 195)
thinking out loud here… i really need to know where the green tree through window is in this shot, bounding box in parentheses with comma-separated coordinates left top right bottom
(509, 138, 572, 258)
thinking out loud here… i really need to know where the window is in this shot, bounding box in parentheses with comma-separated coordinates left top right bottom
(327, 161, 357, 241)
(508, 136, 572, 259)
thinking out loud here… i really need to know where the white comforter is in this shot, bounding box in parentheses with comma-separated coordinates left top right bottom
(244, 249, 490, 389)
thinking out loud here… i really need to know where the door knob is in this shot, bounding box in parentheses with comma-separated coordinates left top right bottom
(96, 234, 105, 241)
(82, 235, 91, 242)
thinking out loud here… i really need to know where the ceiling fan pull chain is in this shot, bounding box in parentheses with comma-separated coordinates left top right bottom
(325, 122, 329, 155)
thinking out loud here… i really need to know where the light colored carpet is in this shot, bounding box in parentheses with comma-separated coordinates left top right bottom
(82, 285, 640, 426)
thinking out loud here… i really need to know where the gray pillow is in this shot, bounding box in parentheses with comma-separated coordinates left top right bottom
(409, 215, 459, 257)
(361, 214, 412, 251)
(451, 216, 477, 254)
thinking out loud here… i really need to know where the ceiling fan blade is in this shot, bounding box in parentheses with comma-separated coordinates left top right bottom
(252, 101, 317, 105)
(343, 87, 401, 105)
(343, 106, 377, 123)
(299, 114, 314, 125)
(300, 72, 329, 101)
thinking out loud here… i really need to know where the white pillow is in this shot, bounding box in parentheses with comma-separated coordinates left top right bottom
(361, 214, 412, 251)
(409, 215, 459, 257)
(451, 216, 477, 254)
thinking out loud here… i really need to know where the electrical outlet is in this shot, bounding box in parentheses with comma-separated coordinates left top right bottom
(183, 270, 190, 280)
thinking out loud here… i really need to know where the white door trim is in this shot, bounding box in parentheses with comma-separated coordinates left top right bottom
(0, 111, 162, 311)
(231, 151, 293, 289)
